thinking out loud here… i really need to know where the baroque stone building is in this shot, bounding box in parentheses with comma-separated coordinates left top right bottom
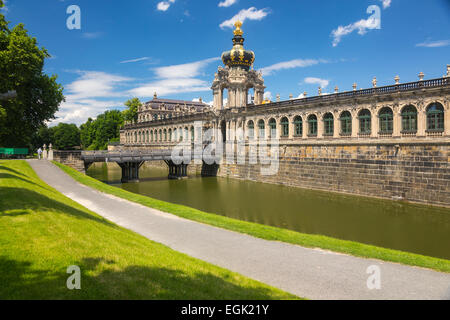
(120, 21, 450, 207)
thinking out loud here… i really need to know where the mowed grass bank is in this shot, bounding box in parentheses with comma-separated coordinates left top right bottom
(54, 162, 450, 273)
(0, 160, 298, 300)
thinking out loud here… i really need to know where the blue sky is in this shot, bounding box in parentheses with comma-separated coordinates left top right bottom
(2, 0, 449, 125)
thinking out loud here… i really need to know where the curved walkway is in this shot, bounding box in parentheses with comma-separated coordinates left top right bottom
(28, 160, 450, 300)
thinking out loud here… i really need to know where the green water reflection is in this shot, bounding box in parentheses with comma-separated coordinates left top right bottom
(87, 163, 450, 260)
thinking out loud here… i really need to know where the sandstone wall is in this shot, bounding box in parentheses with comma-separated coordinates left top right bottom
(52, 151, 86, 174)
(217, 142, 450, 207)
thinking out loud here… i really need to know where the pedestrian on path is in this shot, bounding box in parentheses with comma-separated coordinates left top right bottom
(37, 148, 43, 160)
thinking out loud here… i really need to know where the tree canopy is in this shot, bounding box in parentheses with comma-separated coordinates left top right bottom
(31, 123, 81, 151)
(123, 98, 141, 123)
(79, 110, 124, 150)
(0, 1, 64, 147)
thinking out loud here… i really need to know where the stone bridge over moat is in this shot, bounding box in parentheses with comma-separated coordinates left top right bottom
(80, 148, 219, 183)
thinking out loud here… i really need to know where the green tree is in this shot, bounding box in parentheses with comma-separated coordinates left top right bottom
(0, 1, 64, 147)
(30, 125, 53, 150)
(80, 118, 94, 149)
(123, 98, 141, 123)
(51, 123, 80, 150)
(79, 110, 124, 150)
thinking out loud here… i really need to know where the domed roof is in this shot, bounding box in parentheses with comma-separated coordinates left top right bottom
(221, 21, 255, 71)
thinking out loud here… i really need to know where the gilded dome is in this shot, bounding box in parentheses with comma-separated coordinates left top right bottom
(221, 21, 255, 71)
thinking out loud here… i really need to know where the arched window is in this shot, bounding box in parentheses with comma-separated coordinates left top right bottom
(340, 111, 352, 135)
(164, 129, 167, 141)
(258, 120, 265, 139)
(151, 130, 154, 142)
(281, 117, 289, 137)
(358, 109, 371, 134)
(134, 132, 137, 143)
(323, 113, 334, 136)
(138, 131, 142, 143)
(294, 116, 303, 137)
(269, 118, 277, 138)
(159, 129, 163, 142)
(184, 127, 189, 141)
(379, 107, 393, 134)
(401, 105, 418, 133)
(169, 129, 172, 141)
(308, 115, 318, 136)
(173, 129, 177, 142)
(146, 131, 149, 143)
(191, 126, 195, 142)
(426, 103, 444, 132)
(248, 121, 255, 140)
(153, 114, 158, 121)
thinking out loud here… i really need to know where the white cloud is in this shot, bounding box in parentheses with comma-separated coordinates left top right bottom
(157, 0, 175, 12)
(331, 14, 380, 47)
(50, 71, 134, 125)
(304, 77, 330, 88)
(120, 57, 151, 64)
(416, 39, 450, 48)
(260, 59, 325, 76)
(65, 71, 133, 100)
(219, 0, 238, 8)
(52, 98, 124, 126)
(380, 0, 391, 9)
(220, 7, 270, 29)
(153, 57, 220, 79)
(129, 78, 211, 97)
(128, 57, 220, 98)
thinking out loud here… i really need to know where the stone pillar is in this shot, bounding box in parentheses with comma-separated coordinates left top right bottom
(445, 102, 450, 136)
(302, 115, 307, 139)
(417, 108, 426, 137)
(351, 112, 358, 138)
(289, 117, 294, 139)
(43, 144, 48, 160)
(393, 107, 401, 137)
(48, 144, 54, 161)
(334, 112, 340, 138)
(371, 109, 379, 138)
(317, 114, 324, 138)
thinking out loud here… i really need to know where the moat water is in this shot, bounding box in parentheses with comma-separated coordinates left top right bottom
(87, 163, 450, 260)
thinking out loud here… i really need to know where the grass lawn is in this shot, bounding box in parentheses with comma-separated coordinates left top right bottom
(0, 160, 299, 300)
(54, 161, 450, 274)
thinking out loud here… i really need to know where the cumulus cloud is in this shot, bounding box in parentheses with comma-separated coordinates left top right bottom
(219, 0, 238, 8)
(220, 7, 270, 29)
(331, 11, 381, 47)
(304, 77, 330, 88)
(128, 57, 220, 98)
(416, 39, 450, 48)
(52, 98, 124, 126)
(128, 78, 211, 97)
(50, 71, 134, 126)
(157, 0, 175, 12)
(154, 57, 220, 79)
(65, 71, 133, 100)
(260, 59, 325, 76)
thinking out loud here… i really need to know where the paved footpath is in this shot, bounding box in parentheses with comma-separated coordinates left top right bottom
(28, 160, 450, 300)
